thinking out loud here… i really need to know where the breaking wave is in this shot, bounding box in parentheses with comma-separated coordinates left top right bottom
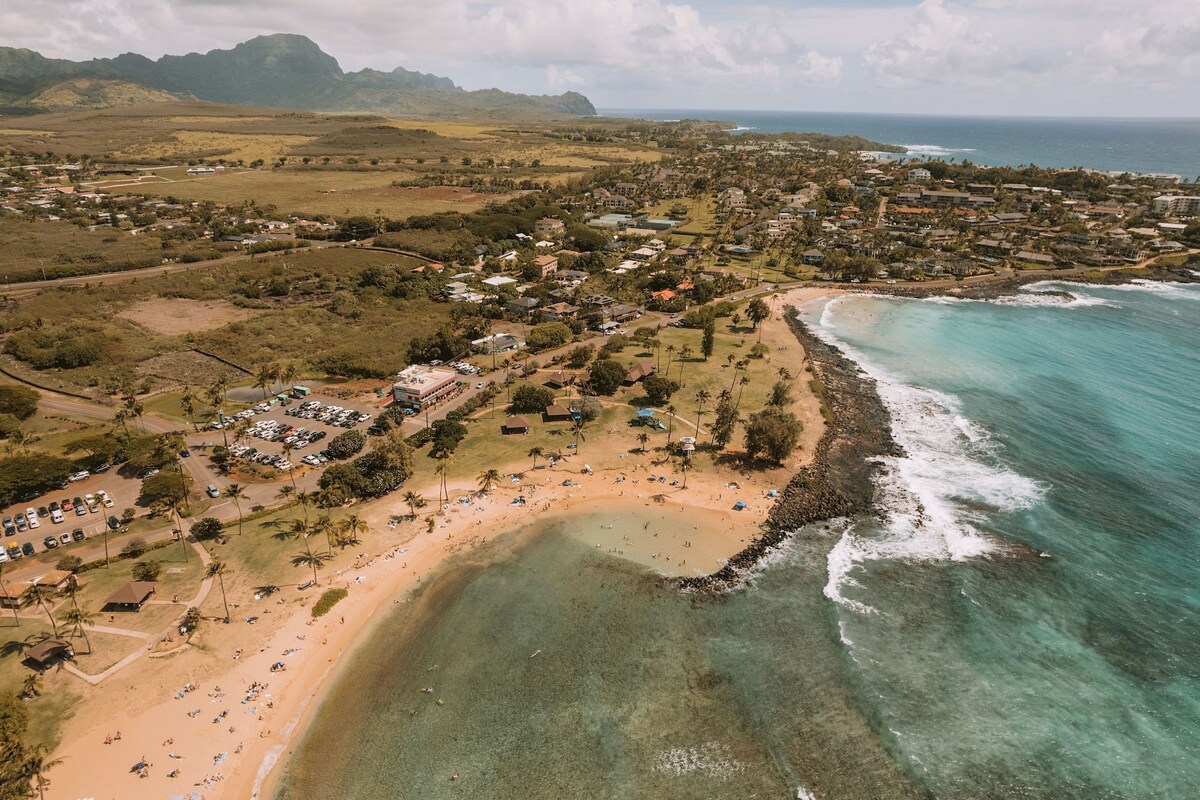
(902, 144, 978, 158)
(1028, 279, 1200, 302)
(813, 298, 1045, 614)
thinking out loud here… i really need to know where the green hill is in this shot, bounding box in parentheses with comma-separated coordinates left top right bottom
(0, 34, 596, 119)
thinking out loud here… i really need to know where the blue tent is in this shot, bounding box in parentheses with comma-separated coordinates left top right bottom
(733, 501, 747, 511)
(636, 409, 656, 418)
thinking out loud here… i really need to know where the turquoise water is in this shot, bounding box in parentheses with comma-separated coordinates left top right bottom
(280, 280, 1200, 799)
(601, 109, 1200, 176)
(805, 280, 1200, 798)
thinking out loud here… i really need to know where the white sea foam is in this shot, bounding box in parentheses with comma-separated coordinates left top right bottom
(919, 287, 1115, 309)
(810, 299, 1045, 614)
(902, 144, 978, 158)
(1028, 279, 1200, 301)
(653, 742, 746, 779)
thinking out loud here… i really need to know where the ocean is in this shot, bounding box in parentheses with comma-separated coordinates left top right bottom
(600, 109, 1200, 178)
(278, 281, 1200, 799)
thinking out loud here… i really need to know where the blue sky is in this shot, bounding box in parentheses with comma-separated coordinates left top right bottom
(2, 0, 1195, 117)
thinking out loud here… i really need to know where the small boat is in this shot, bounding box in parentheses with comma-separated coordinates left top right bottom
(529, 649, 541, 659)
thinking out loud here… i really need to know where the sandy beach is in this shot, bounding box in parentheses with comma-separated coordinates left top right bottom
(43, 287, 840, 800)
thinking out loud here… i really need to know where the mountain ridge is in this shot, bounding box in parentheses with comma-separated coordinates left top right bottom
(0, 34, 596, 119)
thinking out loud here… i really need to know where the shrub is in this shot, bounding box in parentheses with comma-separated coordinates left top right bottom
(311, 587, 349, 618)
(326, 429, 366, 460)
(0, 385, 38, 420)
(56, 555, 83, 573)
(190, 517, 224, 542)
(120, 537, 148, 559)
(131, 559, 162, 581)
(642, 374, 679, 405)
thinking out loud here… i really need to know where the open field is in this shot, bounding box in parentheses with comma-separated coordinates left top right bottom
(0, 216, 223, 284)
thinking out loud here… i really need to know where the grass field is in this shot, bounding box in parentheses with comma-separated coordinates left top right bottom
(0, 215, 223, 283)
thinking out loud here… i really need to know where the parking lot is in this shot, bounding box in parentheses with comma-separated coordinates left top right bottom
(1, 471, 130, 563)
(215, 395, 378, 472)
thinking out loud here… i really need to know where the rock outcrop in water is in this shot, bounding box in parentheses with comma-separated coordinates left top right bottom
(679, 309, 898, 591)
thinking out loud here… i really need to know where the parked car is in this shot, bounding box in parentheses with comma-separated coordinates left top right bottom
(60, 498, 73, 512)
(107, 516, 121, 530)
(6, 545, 21, 561)
(59, 532, 72, 546)
(2, 517, 13, 536)
(14, 514, 27, 532)
(75, 503, 88, 517)
(73, 528, 86, 541)
(43, 536, 58, 549)
(69, 471, 90, 482)
(0, 549, 7, 563)
(21, 542, 35, 556)
(51, 509, 65, 524)
(99, 491, 114, 508)
(207, 484, 221, 498)
(25, 509, 39, 529)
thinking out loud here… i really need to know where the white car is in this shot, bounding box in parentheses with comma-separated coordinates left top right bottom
(25, 509, 39, 529)
(50, 509, 65, 524)
(69, 471, 90, 482)
(98, 491, 114, 508)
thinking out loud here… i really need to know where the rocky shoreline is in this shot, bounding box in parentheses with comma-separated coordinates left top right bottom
(678, 307, 899, 591)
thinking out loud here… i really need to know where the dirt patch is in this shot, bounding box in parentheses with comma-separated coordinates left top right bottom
(119, 297, 254, 335)
(391, 186, 502, 203)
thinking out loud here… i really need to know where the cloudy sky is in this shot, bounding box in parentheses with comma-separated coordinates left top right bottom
(1, 0, 1195, 116)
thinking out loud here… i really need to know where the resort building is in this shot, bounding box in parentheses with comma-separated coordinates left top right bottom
(393, 365, 460, 409)
(1152, 195, 1200, 216)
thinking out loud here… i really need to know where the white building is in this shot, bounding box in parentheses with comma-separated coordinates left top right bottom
(908, 167, 932, 182)
(393, 366, 460, 409)
(1152, 195, 1200, 216)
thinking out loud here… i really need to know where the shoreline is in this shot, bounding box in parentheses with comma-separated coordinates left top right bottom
(679, 299, 898, 591)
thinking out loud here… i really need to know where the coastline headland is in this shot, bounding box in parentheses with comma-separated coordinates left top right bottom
(680, 304, 898, 591)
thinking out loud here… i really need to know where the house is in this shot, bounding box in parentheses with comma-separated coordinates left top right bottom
(507, 296, 539, 316)
(544, 371, 571, 389)
(802, 248, 825, 266)
(535, 217, 566, 238)
(650, 289, 677, 303)
(539, 302, 580, 321)
(622, 360, 657, 385)
(393, 365, 460, 409)
(32, 570, 74, 593)
(630, 247, 658, 261)
(603, 303, 642, 324)
(103, 581, 157, 611)
(471, 333, 525, 354)
(503, 416, 530, 435)
(534, 255, 559, 277)
(1015, 251, 1056, 267)
(24, 638, 74, 670)
(908, 168, 932, 182)
(481, 275, 517, 288)
(544, 404, 574, 422)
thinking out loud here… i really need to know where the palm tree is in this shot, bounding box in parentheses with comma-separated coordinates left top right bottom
(637, 431, 650, 453)
(681, 457, 690, 489)
(254, 363, 276, 399)
(276, 484, 296, 513)
(736, 375, 751, 409)
(180, 386, 199, 431)
(664, 343, 676, 374)
(665, 404, 677, 446)
(402, 491, 426, 521)
(21, 672, 43, 699)
(527, 446, 545, 470)
(312, 515, 335, 555)
(477, 468, 501, 493)
(0, 559, 17, 627)
(292, 549, 329, 587)
(29, 584, 58, 638)
(25, 742, 61, 800)
(280, 362, 299, 393)
(694, 389, 711, 438)
(571, 418, 587, 454)
(62, 606, 94, 654)
(677, 344, 693, 386)
(227, 483, 247, 536)
(434, 452, 454, 505)
(9, 427, 38, 455)
(206, 559, 231, 623)
(342, 513, 368, 545)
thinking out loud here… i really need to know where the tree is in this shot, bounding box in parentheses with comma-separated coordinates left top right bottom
(190, 517, 224, 543)
(527, 446, 545, 470)
(701, 318, 716, 360)
(768, 380, 793, 408)
(677, 344, 694, 387)
(710, 396, 740, 449)
(571, 418, 587, 453)
(23, 742, 61, 800)
(62, 606, 94, 654)
(588, 358, 626, 395)
(137, 471, 189, 506)
(434, 452, 453, 505)
(744, 408, 803, 464)
(326, 429, 366, 460)
(341, 514, 368, 547)
(206, 559, 231, 623)
(179, 386, 199, 431)
(227, 483, 248, 536)
(642, 374, 679, 405)
(747, 297, 770, 331)
(565, 344, 595, 369)
(693, 389, 711, 439)
(665, 404, 678, 445)
(526, 322, 572, 351)
(637, 431, 650, 453)
(403, 491, 426, 520)
(55, 555, 83, 573)
(574, 396, 603, 422)
(0, 385, 38, 421)
(510, 384, 556, 413)
(477, 469, 501, 493)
